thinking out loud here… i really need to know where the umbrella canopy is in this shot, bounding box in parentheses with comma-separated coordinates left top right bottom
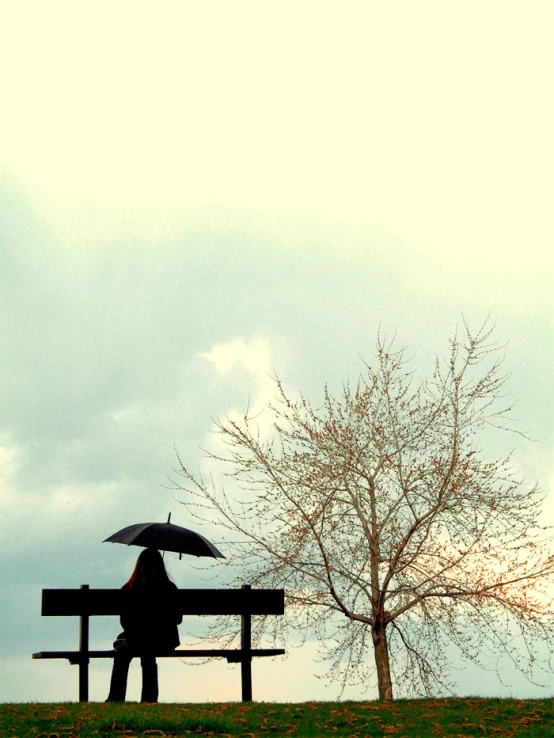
(104, 515, 225, 559)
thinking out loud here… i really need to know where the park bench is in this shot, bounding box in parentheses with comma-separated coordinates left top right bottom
(33, 584, 285, 702)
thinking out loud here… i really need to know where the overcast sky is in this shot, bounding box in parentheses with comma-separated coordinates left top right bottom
(1, 1, 552, 703)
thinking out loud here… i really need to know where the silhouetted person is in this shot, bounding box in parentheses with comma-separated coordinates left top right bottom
(106, 548, 181, 702)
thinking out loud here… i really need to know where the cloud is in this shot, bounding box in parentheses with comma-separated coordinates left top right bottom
(203, 338, 271, 377)
(202, 337, 275, 415)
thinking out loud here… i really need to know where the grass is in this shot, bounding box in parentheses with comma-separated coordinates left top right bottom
(1, 698, 552, 737)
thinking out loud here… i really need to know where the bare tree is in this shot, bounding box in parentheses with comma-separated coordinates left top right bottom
(173, 320, 554, 700)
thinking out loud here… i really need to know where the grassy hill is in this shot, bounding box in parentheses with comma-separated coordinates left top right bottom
(1, 698, 552, 737)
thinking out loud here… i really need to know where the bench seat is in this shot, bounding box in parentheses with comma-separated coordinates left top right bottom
(33, 648, 285, 663)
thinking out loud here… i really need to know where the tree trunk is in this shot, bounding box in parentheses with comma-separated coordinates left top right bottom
(372, 625, 393, 700)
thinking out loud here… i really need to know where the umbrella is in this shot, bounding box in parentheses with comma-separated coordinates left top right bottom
(104, 514, 225, 559)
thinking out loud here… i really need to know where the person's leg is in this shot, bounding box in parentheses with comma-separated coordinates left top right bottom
(140, 654, 158, 703)
(106, 651, 133, 702)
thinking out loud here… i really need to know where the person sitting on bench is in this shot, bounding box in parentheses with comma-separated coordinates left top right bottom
(106, 548, 182, 703)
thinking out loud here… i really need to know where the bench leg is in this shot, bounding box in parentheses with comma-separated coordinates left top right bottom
(240, 654, 252, 702)
(79, 656, 89, 703)
(241, 585, 252, 702)
(79, 586, 90, 702)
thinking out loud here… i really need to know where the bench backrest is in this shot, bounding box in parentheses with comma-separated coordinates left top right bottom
(41, 588, 285, 617)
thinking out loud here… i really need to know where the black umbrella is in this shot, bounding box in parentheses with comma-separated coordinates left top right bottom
(104, 514, 225, 559)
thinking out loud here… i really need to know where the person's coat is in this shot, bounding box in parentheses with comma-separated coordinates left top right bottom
(119, 581, 182, 652)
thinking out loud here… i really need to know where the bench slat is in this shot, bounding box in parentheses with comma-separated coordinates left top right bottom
(42, 588, 284, 616)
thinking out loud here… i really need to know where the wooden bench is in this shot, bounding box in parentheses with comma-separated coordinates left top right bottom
(33, 584, 285, 702)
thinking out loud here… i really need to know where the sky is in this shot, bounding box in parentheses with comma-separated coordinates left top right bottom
(1, 0, 553, 703)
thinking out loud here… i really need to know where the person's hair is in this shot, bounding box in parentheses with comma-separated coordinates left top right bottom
(124, 548, 173, 589)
